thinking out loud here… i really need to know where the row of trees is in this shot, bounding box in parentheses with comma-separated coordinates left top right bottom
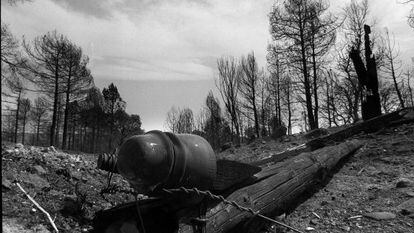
(1, 23, 144, 152)
(164, 0, 413, 150)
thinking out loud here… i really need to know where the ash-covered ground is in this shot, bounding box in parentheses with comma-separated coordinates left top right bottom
(2, 123, 414, 233)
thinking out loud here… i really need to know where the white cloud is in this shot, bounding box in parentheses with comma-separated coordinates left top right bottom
(1, 0, 274, 81)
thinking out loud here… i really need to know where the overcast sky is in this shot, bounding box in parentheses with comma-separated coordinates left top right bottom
(1, 0, 413, 131)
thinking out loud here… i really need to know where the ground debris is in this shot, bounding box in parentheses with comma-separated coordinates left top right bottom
(364, 212, 396, 220)
(1, 143, 134, 233)
(2, 123, 414, 233)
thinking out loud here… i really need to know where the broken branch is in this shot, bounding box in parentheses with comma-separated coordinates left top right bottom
(15, 182, 59, 233)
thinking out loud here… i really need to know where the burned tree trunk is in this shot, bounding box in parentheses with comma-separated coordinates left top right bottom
(203, 140, 363, 233)
(349, 25, 381, 120)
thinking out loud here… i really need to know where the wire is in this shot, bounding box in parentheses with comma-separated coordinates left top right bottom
(135, 195, 147, 233)
(162, 187, 304, 233)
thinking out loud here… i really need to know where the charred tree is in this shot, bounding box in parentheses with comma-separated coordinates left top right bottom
(349, 25, 381, 120)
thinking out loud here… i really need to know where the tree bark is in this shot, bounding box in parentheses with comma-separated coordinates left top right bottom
(349, 25, 381, 120)
(300, 28, 316, 130)
(36, 116, 41, 145)
(62, 71, 71, 149)
(22, 111, 27, 144)
(311, 38, 319, 129)
(50, 59, 60, 146)
(390, 58, 405, 108)
(202, 140, 362, 233)
(14, 90, 22, 143)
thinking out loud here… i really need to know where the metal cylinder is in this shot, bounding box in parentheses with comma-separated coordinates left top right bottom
(116, 131, 217, 194)
(97, 153, 118, 173)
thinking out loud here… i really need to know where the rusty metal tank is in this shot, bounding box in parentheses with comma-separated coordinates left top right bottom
(116, 130, 217, 194)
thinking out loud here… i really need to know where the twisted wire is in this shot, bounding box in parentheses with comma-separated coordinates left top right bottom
(162, 187, 303, 233)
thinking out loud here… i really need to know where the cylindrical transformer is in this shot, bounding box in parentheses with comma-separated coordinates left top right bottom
(116, 130, 217, 194)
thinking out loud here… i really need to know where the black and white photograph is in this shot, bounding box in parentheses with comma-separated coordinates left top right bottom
(1, 0, 414, 232)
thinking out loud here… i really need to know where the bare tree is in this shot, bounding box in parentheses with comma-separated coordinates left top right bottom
(177, 108, 194, 134)
(266, 45, 283, 127)
(165, 106, 179, 133)
(61, 42, 93, 149)
(308, 1, 338, 128)
(335, 47, 360, 123)
(19, 98, 31, 144)
(216, 56, 241, 144)
(1, 23, 22, 82)
(102, 83, 125, 151)
(6, 76, 24, 143)
(379, 80, 399, 113)
(269, 0, 319, 130)
(258, 70, 270, 136)
(23, 31, 70, 146)
(401, 0, 414, 28)
(239, 52, 260, 137)
(281, 75, 294, 134)
(343, 0, 369, 50)
(30, 96, 49, 145)
(380, 29, 405, 108)
(194, 107, 208, 134)
(404, 69, 414, 106)
(165, 106, 195, 134)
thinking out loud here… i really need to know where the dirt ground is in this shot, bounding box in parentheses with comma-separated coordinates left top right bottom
(2, 123, 414, 233)
(269, 124, 414, 233)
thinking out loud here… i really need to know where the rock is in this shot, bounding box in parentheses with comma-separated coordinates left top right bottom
(320, 200, 330, 206)
(32, 225, 51, 233)
(3, 218, 51, 233)
(398, 198, 414, 215)
(404, 190, 414, 197)
(305, 227, 315, 231)
(364, 212, 396, 220)
(48, 146, 57, 153)
(41, 146, 57, 153)
(341, 226, 351, 232)
(23, 173, 50, 190)
(71, 171, 82, 181)
(4, 149, 14, 154)
(14, 143, 24, 149)
(33, 165, 47, 175)
(276, 213, 286, 221)
(49, 190, 64, 197)
(61, 195, 83, 217)
(310, 219, 319, 225)
(396, 178, 414, 188)
(2, 177, 13, 191)
(56, 167, 72, 179)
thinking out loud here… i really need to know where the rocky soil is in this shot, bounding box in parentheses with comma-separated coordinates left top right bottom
(2, 123, 414, 233)
(2, 145, 134, 233)
(268, 123, 414, 233)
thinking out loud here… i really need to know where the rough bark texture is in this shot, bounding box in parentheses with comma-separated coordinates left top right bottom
(307, 107, 413, 150)
(252, 108, 412, 166)
(349, 25, 381, 120)
(204, 140, 363, 233)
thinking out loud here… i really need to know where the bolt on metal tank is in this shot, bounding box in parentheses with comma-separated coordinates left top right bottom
(115, 130, 217, 194)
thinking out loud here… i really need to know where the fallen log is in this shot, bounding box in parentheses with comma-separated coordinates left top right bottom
(253, 107, 413, 167)
(93, 140, 363, 233)
(202, 139, 363, 233)
(307, 107, 413, 150)
(250, 143, 309, 167)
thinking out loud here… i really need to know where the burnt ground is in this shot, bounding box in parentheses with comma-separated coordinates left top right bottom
(2, 123, 414, 233)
